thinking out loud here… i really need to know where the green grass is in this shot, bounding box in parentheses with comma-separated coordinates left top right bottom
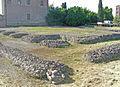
(0, 35, 11, 39)
(95, 26, 120, 30)
(18, 27, 110, 35)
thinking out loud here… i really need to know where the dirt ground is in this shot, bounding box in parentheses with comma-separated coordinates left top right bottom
(1, 27, 120, 87)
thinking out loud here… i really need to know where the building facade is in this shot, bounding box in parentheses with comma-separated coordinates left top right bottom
(1, 0, 48, 26)
(116, 5, 120, 16)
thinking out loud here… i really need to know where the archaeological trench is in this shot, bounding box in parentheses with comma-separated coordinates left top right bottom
(1, 29, 120, 84)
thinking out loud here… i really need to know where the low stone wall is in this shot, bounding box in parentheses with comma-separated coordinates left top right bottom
(77, 34, 120, 44)
(40, 40, 71, 48)
(3, 31, 120, 45)
(10, 32, 29, 38)
(59, 32, 82, 43)
(60, 33, 120, 44)
(2, 31, 16, 36)
(0, 43, 70, 84)
(84, 43, 120, 63)
(22, 34, 61, 43)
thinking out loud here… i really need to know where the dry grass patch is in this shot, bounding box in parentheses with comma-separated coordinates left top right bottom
(18, 27, 111, 35)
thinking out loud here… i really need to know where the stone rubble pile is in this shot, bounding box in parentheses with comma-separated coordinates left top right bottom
(10, 32, 29, 38)
(40, 40, 71, 48)
(0, 43, 70, 84)
(84, 43, 120, 63)
(21, 33, 120, 45)
(22, 34, 61, 43)
(2, 31, 16, 36)
(2, 31, 120, 45)
(60, 33, 120, 44)
(59, 32, 82, 43)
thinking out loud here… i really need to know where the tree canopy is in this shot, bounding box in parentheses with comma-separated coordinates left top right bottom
(46, 2, 113, 26)
(103, 6, 113, 21)
(46, 6, 98, 26)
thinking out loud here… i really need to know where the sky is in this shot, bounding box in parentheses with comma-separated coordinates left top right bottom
(49, 0, 120, 16)
(0, 0, 120, 16)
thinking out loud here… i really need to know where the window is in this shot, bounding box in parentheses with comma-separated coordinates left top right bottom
(26, 0, 30, 5)
(17, 0, 21, 5)
(7, 0, 11, 4)
(27, 13, 30, 20)
(40, 0, 43, 6)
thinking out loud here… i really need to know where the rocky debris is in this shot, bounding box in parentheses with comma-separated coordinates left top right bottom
(3, 31, 16, 36)
(46, 68, 65, 84)
(60, 33, 120, 44)
(0, 43, 70, 84)
(40, 40, 71, 48)
(10, 33, 29, 38)
(22, 34, 61, 43)
(84, 43, 120, 63)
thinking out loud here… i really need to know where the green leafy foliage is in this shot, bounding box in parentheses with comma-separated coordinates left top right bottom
(113, 16, 120, 26)
(65, 7, 86, 26)
(46, 6, 98, 26)
(103, 6, 113, 21)
(45, 5, 67, 26)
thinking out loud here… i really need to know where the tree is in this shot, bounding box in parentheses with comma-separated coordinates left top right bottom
(88, 12, 98, 23)
(103, 6, 113, 21)
(98, 0, 104, 22)
(113, 16, 120, 26)
(46, 5, 99, 26)
(61, 2, 67, 9)
(65, 7, 86, 26)
(46, 6, 67, 26)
